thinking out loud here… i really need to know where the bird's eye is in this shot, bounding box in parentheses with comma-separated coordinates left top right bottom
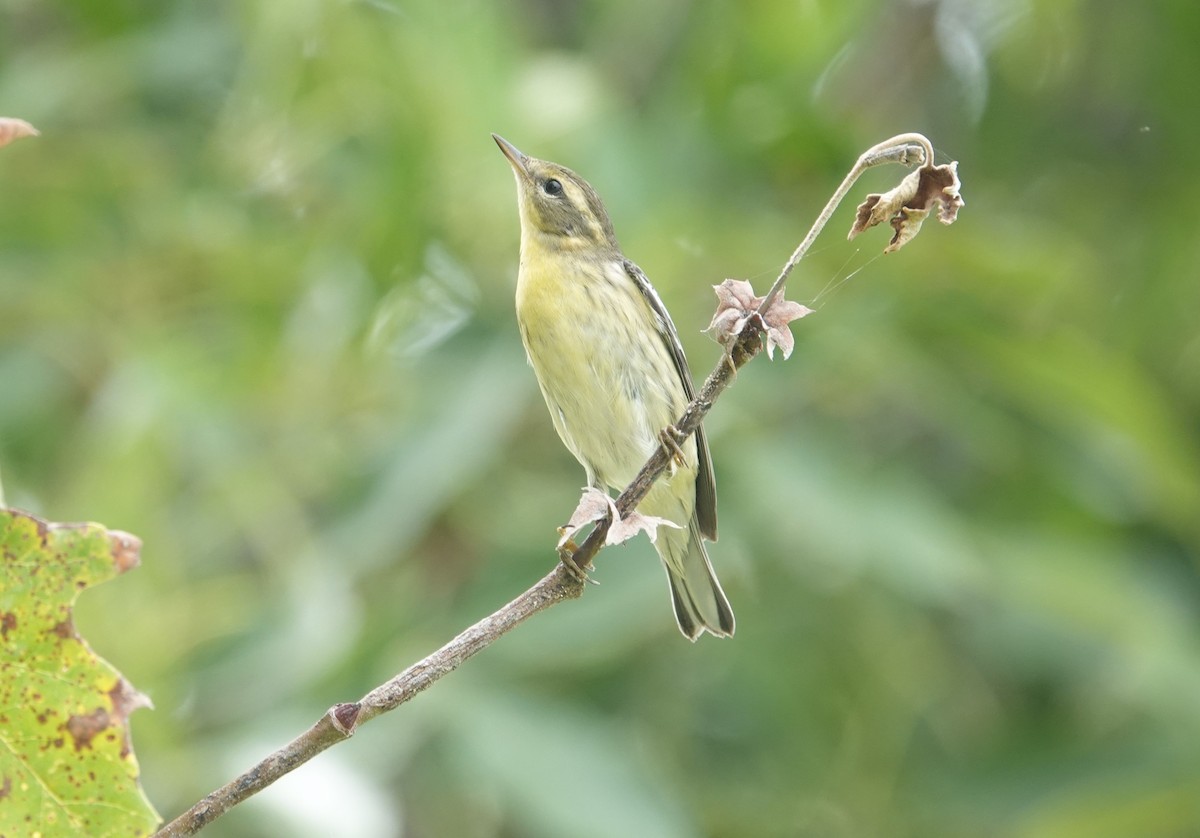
(542, 178, 563, 196)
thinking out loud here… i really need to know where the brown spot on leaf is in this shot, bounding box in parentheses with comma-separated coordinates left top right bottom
(108, 677, 153, 722)
(0, 612, 15, 638)
(51, 618, 74, 639)
(66, 708, 111, 751)
(105, 678, 152, 759)
(0, 775, 11, 799)
(109, 530, 142, 574)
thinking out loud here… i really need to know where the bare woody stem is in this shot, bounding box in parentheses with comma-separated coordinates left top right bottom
(153, 324, 766, 838)
(151, 133, 931, 837)
(567, 136, 943, 567)
(757, 133, 933, 316)
(152, 564, 584, 837)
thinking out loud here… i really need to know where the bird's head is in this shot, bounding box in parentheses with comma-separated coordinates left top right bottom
(494, 134, 619, 254)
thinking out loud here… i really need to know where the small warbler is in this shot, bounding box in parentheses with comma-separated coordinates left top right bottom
(494, 134, 734, 640)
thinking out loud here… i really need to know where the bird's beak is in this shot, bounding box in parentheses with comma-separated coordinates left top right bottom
(492, 133, 530, 179)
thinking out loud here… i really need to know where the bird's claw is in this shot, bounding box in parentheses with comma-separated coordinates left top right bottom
(723, 349, 739, 378)
(556, 533, 597, 584)
(659, 425, 688, 470)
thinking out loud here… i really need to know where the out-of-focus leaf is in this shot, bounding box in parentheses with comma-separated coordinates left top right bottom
(0, 508, 159, 837)
(0, 116, 38, 148)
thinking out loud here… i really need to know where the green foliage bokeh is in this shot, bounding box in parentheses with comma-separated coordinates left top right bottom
(1, 1, 1198, 836)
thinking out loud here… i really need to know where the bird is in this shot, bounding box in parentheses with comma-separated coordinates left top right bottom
(494, 133, 734, 640)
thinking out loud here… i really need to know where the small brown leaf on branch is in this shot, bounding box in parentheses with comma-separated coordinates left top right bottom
(0, 117, 39, 149)
(706, 279, 761, 349)
(848, 160, 963, 253)
(556, 487, 680, 550)
(608, 508, 680, 545)
(706, 279, 813, 360)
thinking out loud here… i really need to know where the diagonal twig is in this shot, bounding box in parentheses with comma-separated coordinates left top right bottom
(151, 132, 941, 837)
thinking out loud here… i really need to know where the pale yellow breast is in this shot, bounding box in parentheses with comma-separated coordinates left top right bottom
(515, 248, 693, 491)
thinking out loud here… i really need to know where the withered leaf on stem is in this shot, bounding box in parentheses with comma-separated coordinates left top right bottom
(556, 487, 681, 551)
(706, 279, 813, 360)
(848, 160, 963, 253)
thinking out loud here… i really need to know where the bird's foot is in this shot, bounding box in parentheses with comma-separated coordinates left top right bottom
(659, 425, 688, 471)
(557, 486, 682, 559)
(555, 534, 596, 584)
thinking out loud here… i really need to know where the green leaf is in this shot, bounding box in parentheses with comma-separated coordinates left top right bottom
(0, 508, 159, 837)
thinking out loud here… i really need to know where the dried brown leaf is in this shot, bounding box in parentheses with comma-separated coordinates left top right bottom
(556, 487, 681, 549)
(706, 279, 812, 360)
(886, 207, 930, 254)
(848, 161, 963, 253)
(705, 279, 760, 348)
(556, 488, 612, 549)
(763, 298, 813, 359)
(607, 508, 680, 546)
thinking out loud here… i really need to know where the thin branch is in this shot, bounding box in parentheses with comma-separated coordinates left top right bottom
(561, 323, 763, 572)
(757, 133, 930, 316)
(152, 565, 583, 837)
(151, 133, 937, 837)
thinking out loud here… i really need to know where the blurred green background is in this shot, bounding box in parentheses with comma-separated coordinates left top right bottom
(2, 1, 1198, 836)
